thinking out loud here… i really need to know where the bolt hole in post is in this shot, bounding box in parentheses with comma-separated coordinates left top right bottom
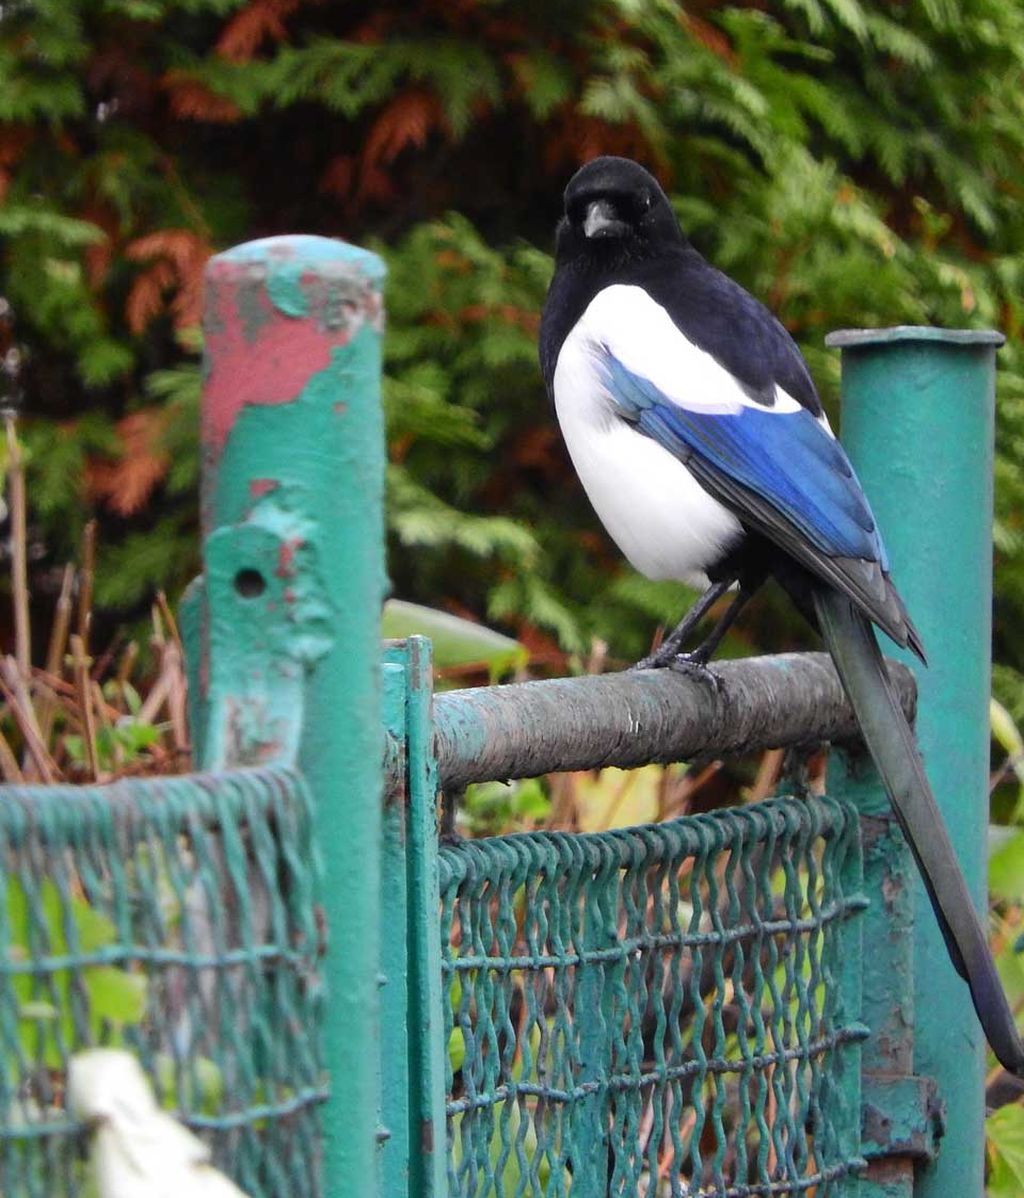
(233, 568, 267, 599)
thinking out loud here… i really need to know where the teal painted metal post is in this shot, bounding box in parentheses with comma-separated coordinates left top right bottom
(402, 637, 450, 1198)
(198, 236, 388, 1197)
(380, 655, 413, 1196)
(827, 750, 916, 1196)
(380, 637, 448, 1197)
(828, 327, 1002, 1197)
(819, 764, 869, 1196)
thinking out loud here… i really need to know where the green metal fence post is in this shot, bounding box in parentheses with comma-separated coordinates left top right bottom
(197, 235, 388, 1198)
(818, 762, 869, 1196)
(380, 637, 448, 1197)
(826, 748, 923, 1197)
(827, 326, 1002, 1197)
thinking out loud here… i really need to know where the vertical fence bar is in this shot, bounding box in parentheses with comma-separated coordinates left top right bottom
(380, 654, 413, 1196)
(380, 637, 448, 1197)
(827, 751, 914, 1197)
(818, 769, 868, 1197)
(572, 864, 613, 1198)
(199, 236, 387, 1198)
(827, 326, 1002, 1197)
(404, 636, 449, 1196)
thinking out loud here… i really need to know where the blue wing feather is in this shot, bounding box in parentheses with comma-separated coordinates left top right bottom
(603, 353, 889, 570)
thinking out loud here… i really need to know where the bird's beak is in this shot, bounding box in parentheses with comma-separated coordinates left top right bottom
(583, 199, 629, 239)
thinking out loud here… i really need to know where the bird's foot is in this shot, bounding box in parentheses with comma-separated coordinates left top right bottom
(634, 647, 674, 671)
(667, 652, 721, 693)
(633, 647, 721, 691)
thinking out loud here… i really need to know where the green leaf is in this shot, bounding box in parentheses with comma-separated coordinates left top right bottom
(153, 1052, 225, 1114)
(72, 893, 119, 953)
(114, 720, 162, 759)
(62, 734, 87, 766)
(6, 878, 148, 1067)
(990, 830, 1024, 902)
(992, 698, 1024, 819)
(86, 967, 148, 1025)
(448, 1026, 466, 1074)
(382, 599, 527, 675)
(987, 1104, 1024, 1197)
(17, 1000, 59, 1021)
(510, 52, 573, 119)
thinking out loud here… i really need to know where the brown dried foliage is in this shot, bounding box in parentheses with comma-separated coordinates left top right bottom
(1, 419, 190, 784)
(125, 229, 211, 334)
(217, 0, 303, 62)
(160, 70, 243, 123)
(86, 410, 171, 517)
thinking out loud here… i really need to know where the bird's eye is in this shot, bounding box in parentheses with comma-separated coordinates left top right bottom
(640, 193, 652, 212)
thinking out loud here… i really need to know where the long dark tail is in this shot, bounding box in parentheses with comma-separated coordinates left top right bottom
(814, 586, 1024, 1076)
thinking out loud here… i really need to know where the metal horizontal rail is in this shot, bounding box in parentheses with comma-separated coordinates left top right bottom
(384, 651, 916, 793)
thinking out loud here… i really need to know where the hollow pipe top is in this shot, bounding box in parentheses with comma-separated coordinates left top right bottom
(201, 235, 385, 469)
(213, 233, 384, 277)
(826, 325, 1004, 349)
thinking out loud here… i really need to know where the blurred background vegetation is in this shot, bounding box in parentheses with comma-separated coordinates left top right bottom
(3, 0, 1024, 685)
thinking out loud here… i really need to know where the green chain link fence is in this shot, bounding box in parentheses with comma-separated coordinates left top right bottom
(440, 798, 865, 1197)
(0, 237, 1000, 1197)
(0, 767, 323, 1198)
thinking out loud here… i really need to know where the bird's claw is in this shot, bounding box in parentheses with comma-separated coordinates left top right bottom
(667, 653, 721, 693)
(633, 648, 673, 671)
(632, 649, 721, 692)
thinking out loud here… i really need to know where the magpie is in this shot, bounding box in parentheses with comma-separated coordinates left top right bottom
(540, 155, 1024, 1075)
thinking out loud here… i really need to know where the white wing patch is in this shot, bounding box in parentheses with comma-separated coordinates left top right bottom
(812, 402, 837, 439)
(576, 285, 803, 417)
(553, 296, 745, 585)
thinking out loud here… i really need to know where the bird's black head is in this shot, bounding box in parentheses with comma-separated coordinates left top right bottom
(555, 156, 683, 267)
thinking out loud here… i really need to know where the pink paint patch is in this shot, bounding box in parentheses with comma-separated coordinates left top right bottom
(249, 478, 279, 499)
(276, 537, 303, 579)
(203, 264, 343, 451)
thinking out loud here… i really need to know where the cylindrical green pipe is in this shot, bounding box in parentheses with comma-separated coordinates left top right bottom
(202, 236, 387, 1197)
(827, 325, 1002, 1197)
(416, 652, 915, 793)
(827, 750, 915, 1196)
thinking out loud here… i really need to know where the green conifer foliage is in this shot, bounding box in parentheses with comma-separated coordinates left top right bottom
(1, 0, 1023, 690)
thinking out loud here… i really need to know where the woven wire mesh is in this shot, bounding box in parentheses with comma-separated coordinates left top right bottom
(439, 794, 865, 1197)
(0, 765, 324, 1198)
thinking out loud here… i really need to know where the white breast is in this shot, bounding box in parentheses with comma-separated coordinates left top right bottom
(553, 291, 745, 586)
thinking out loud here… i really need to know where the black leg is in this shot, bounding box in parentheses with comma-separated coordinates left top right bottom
(679, 585, 753, 666)
(634, 578, 734, 670)
(664, 587, 754, 691)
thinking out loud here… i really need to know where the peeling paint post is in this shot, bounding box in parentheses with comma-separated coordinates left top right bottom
(828, 327, 1001, 1197)
(195, 236, 387, 1197)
